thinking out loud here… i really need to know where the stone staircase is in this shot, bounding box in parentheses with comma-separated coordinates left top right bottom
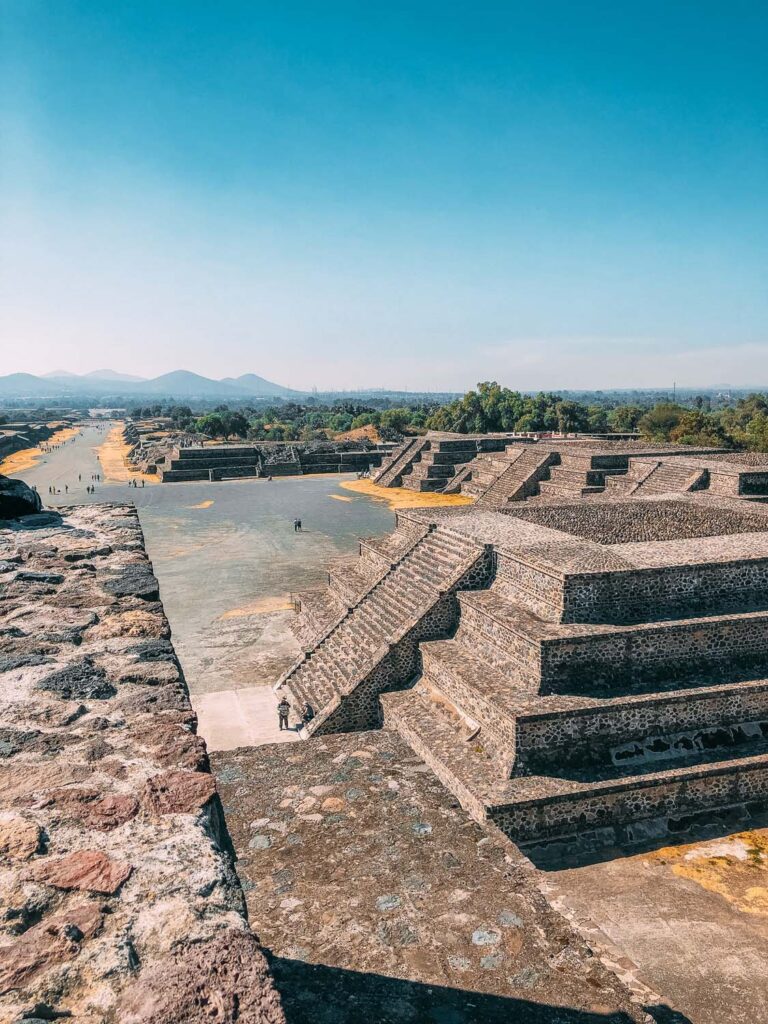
(373, 434, 514, 491)
(276, 523, 491, 734)
(289, 588, 346, 649)
(614, 459, 709, 496)
(291, 519, 430, 647)
(372, 437, 430, 487)
(535, 452, 628, 501)
(442, 462, 474, 494)
(471, 448, 558, 508)
(401, 444, 478, 492)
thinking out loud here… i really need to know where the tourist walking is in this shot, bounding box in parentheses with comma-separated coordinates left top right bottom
(293, 518, 299, 532)
(277, 696, 291, 731)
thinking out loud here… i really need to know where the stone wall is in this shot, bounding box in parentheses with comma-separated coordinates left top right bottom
(0, 503, 285, 1023)
(491, 757, 768, 845)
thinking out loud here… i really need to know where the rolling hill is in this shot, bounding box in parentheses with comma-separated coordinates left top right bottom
(0, 369, 300, 400)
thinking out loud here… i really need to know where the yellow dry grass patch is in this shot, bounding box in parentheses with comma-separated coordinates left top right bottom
(219, 596, 294, 618)
(329, 494, 353, 502)
(333, 424, 382, 443)
(648, 829, 768, 916)
(188, 499, 215, 509)
(0, 425, 82, 476)
(340, 478, 474, 509)
(97, 423, 159, 484)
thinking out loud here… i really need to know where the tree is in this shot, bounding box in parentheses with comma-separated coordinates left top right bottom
(608, 405, 644, 433)
(744, 412, 768, 452)
(224, 412, 249, 438)
(586, 405, 609, 433)
(555, 400, 590, 433)
(669, 411, 729, 447)
(195, 413, 225, 437)
(638, 403, 685, 441)
(380, 408, 412, 433)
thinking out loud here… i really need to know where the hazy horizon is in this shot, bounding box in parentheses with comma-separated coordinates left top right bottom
(1, 3, 766, 392)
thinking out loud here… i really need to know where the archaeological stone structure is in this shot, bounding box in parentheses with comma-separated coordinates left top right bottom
(372, 432, 522, 491)
(0, 503, 285, 1023)
(156, 441, 390, 482)
(283, 485, 768, 859)
(374, 434, 735, 500)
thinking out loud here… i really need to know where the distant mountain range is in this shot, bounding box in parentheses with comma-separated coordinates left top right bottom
(0, 369, 302, 400)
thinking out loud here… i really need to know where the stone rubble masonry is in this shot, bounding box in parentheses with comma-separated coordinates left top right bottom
(458, 439, 735, 505)
(158, 441, 388, 482)
(211, 731, 650, 1024)
(291, 491, 768, 854)
(0, 502, 285, 1024)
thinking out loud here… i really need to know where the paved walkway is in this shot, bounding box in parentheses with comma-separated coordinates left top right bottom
(194, 686, 299, 749)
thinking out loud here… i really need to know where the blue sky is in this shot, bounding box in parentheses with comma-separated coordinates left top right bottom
(1, 1, 766, 390)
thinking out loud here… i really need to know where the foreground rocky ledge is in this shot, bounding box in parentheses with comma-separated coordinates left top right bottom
(0, 504, 285, 1024)
(213, 732, 652, 1023)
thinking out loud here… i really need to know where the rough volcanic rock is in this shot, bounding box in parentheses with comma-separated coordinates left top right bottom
(38, 788, 139, 831)
(118, 929, 286, 1024)
(142, 770, 217, 816)
(101, 563, 160, 601)
(37, 659, 116, 701)
(0, 903, 103, 996)
(0, 814, 42, 860)
(135, 721, 209, 771)
(0, 475, 42, 519)
(0, 504, 285, 1023)
(30, 849, 133, 894)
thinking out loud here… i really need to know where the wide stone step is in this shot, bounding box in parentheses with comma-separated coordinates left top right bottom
(329, 562, 374, 604)
(401, 476, 445, 492)
(359, 599, 403, 635)
(372, 583, 422, 618)
(457, 590, 768, 696)
(637, 463, 703, 494)
(384, 688, 768, 848)
(381, 688, 499, 823)
(408, 462, 455, 479)
(423, 640, 768, 775)
(537, 479, 602, 498)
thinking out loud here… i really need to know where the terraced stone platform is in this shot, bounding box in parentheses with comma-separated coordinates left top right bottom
(212, 731, 650, 1024)
(287, 494, 768, 856)
(160, 442, 388, 481)
(461, 440, 727, 506)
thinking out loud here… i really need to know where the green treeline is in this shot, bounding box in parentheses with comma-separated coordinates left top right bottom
(129, 386, 768, 452)
(425, 383, 768, 450)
